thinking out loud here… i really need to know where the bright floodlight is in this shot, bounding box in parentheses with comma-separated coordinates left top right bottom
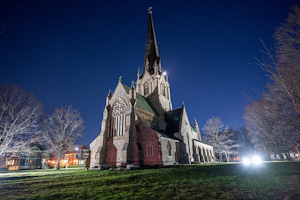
(163, 71, 167, 76)
(75, 147, 79, 151)
(252, 156, 262, 165)
(243, 158, 251, 165)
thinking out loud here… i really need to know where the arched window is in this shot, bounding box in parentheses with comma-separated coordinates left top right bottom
(187, 133, 190, 154)
(206, 148, 210, 162)
(147, 142, 153, 156)
(161, 83, 166, 97)
(109, 98, 127, 137)
(167, 141, 171, 156)
(165, 87, 169, 99)
(144, 82, 150, 95)
(198, 147, 202, 162)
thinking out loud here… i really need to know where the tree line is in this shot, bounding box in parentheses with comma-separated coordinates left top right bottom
(243, 5, 300, 160)
(0, 85, 84, 169)
(202, 5, 300, 162)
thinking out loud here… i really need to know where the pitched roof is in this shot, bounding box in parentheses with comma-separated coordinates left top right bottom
(144, 125, 179, 141)
(190, 124, 197, 133)
(165, 108, 182, 135)
(29, 142, 47, 151)
(193, 138, 213, 147)
(122, 84, 159, 116)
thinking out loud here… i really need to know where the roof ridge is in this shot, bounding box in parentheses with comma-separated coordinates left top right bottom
(141, 124, 179, 141)
(122, 83, 158, 116)
(192, 138, 213, 146)
(190, 123, 197, 133)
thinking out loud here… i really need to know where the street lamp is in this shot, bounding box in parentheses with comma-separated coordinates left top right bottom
(75, 147, 82, 167)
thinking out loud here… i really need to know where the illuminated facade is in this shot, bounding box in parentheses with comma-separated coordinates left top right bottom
(90, 9, 214, 168)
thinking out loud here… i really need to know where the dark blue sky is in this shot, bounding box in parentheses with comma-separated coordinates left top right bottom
(1, 0, 299, 145)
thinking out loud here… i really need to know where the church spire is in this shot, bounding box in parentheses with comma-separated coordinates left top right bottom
(194, 118, 201, 141)
(144, 7, 162, 75)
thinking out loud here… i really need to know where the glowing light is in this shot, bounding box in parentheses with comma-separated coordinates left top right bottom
(252, 156, 262, 165)
(75, 147, 79, 151)
(163, 72, 167, 76)
(243, 158, 251, 165)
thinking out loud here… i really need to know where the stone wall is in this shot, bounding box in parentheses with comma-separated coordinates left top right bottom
(178, 106, 193, 164)
(193, 140, 214, 163)
(160, 137, 179, 165)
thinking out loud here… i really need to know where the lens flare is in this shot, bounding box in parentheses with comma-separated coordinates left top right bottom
(243, 158, 251, 165)
(252, 156, 262, 165)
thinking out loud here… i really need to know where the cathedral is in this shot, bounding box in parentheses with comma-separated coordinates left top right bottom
(89, 9, 214, 169)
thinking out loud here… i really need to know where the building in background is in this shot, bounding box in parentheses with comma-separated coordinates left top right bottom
(4, 143, 49, 170)
(59, 145, 90, 168)
(270, 151, 298, 161)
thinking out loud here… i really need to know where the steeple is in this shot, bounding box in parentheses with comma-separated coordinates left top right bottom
(106, 89, 111, 106)
(144, 7, 162, 75)
(129, 81, 136, 104)
(194, 118, 201, 141)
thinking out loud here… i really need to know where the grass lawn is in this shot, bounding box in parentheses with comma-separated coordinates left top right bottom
(0, 162, 299, 199)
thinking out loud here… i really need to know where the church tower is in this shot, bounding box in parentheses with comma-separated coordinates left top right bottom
(89, 8, 215, 169)
(136, 8, 172, 131)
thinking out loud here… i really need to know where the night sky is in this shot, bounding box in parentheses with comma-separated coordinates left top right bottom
(1, 0, 299, 145)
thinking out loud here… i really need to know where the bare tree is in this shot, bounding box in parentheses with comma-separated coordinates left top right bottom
(42, 106, 84, 170)
(228, 127, 240, 161)
(256, 5, 300, 130)
(235, 126, 254, 157)
(273, 5, 300, 117)
(243, 5, 300, 161)
(243, 98, 297, 160)
(202, 116, 239, 162)
(0, 85, 43, 156)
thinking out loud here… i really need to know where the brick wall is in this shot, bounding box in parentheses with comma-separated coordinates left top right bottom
(106, 137, 117, 166)
(140, 124, 162, 166)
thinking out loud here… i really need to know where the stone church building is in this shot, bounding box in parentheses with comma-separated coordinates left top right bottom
(90, 10, 214, 168)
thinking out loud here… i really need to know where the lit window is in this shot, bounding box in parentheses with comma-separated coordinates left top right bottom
(167, 142, 171, 156)
(147, 142, 153, 156)
(110, 98, 127, 137)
